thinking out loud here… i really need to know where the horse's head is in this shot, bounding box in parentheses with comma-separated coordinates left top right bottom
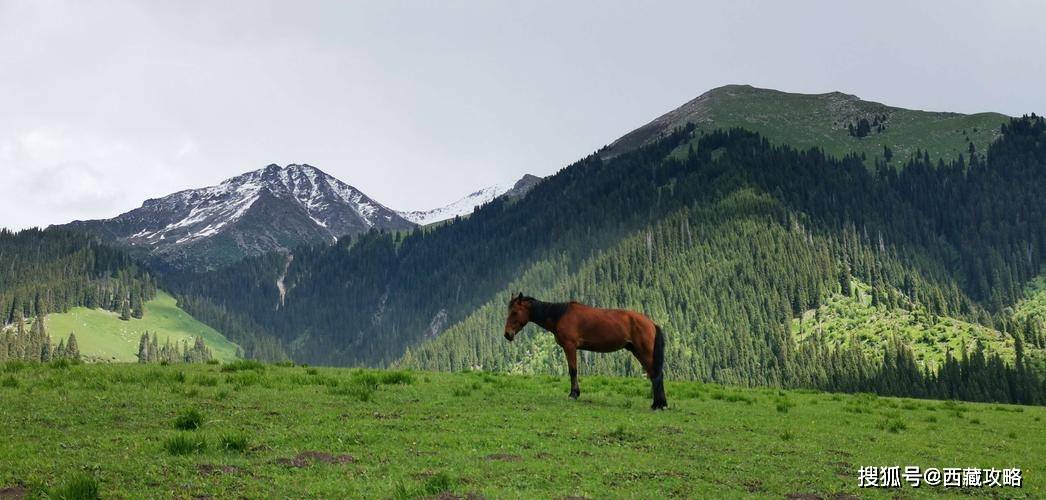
(504, 292, 531, 341)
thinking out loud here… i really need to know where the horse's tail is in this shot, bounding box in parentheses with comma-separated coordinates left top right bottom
(653, 324, 665, 382)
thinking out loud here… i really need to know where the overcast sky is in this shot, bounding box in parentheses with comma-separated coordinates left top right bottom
(1, 1, 1043, 230)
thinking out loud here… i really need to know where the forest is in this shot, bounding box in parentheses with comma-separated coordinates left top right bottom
(159, 116, 1046, 404)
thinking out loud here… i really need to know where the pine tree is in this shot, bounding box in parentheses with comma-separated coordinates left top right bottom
(65, 333, 80, 361)
(131, 290, 144, 319)
(120, 299, 131, 321)
(137, 332, 150, 363)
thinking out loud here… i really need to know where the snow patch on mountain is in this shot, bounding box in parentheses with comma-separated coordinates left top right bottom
(397, 184, 510, 226)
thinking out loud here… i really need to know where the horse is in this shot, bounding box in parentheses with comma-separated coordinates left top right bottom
(502, 293, 667, 410)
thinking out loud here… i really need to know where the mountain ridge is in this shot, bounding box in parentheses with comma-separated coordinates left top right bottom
(604, 84, 1009, 165)
(58, 163, 414, 269)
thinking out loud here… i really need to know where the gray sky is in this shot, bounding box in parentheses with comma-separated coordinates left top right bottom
(2, 1, 1043, 230)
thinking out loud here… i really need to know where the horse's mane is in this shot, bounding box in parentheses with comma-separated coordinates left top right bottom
(525, 297, 570, 326)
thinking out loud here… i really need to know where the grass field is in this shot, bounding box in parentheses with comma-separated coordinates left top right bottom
(42, 290, 239, 363)
(0, 362, 1041, 498)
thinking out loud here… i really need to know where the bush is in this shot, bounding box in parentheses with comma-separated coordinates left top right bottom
(193, 375, 219, 387)
(174, 408, 204, 430)
(380, 371, 415, 385)
(49, 358, 74, 369)
(329, 382, 375, 402)
(219, 433, 249, 452)
(1, 375, 18, 388)
(164, 434, 207, 455)
(220, 359, 265, 372)
(48, 473, 100, 499)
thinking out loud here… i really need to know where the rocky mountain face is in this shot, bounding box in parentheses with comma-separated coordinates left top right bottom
(59, 164, 414, 269)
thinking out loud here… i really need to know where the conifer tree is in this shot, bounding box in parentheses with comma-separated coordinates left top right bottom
(65, 333, 80, 361)
(137, 332, 150, 363)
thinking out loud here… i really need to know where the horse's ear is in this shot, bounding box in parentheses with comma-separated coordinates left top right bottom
(516, 292, 523, 300)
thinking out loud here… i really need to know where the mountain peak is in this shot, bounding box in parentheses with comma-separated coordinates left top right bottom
(603, 84, 1007, 161)
(58, 163, 414, 269)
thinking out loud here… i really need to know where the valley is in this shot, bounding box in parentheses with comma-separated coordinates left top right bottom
(43, 290, 240, 363)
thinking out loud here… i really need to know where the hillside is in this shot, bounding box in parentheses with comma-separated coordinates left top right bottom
(605, 84, 1008, 166)
(42, 290, 239, 363)
(0, 363, 1040, 497)
(792, 280, 1046, 372)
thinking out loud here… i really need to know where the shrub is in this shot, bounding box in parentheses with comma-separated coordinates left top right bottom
(329, 383, 375, 402)
(174, 408, 204, 430)
(48, 473, 100, 499)
(206, 359, 220, 365)
(193, 375, 219, 387)
(350, 371, 380, 391)
(220, 359, 265, 372)
(877, 418, 907, 433)
(219, 433, 249, 452)
(380, 371, 415, 385)
(164, 434, 207, 455)
(423, 472, 455, 496)
(1, 375, 18, 388)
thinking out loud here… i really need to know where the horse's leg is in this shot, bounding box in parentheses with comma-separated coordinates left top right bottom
(630, 327, 667, 410)
(564, 344, 580, 399)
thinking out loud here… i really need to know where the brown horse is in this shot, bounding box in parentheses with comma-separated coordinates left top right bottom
(503, 293, 667, 409)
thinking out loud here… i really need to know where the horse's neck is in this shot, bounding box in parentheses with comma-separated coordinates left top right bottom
(530, 300, 569, 332)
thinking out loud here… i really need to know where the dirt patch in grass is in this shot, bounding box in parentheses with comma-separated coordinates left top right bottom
(272, 451, 355, 468)
(784, 494, 822, 500)
(0, 486, 27, 499)
(484, 453, 522, 462)
(743, 480, 764, 493)
(432, 493, 484, 500)
(197, 464, 246, 476)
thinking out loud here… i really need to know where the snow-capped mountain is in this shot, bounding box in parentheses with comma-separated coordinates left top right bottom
(59, 164, 414, 269)
(398, 174, 542, 225)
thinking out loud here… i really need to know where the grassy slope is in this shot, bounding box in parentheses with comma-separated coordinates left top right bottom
(624, 85, 1008, 167)
(43, 290, 239, 363)
(0, 363, 1041, 498)
(793, 281, 1046, 372)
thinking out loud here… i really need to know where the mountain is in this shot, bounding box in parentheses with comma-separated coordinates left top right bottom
(59, 164, 415, 270)
(154, 88, 1046, 405)
(397, 174, 543, 226)
(604, 84, 1009, 165)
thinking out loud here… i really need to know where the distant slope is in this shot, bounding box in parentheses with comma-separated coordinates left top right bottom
(397, 174, 543, 225)
(43, 290, 239, 362)
(793, 280, 1046, 372)
(605, 84, 1008, 166)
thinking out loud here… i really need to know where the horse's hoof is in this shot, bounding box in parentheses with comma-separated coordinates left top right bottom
(568, 391, 580, 400)
(651, 401, 668, 410)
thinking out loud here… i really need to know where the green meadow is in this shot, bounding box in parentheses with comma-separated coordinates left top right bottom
(0, 362, 1041, 498)
(42, 290, 239, 363)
